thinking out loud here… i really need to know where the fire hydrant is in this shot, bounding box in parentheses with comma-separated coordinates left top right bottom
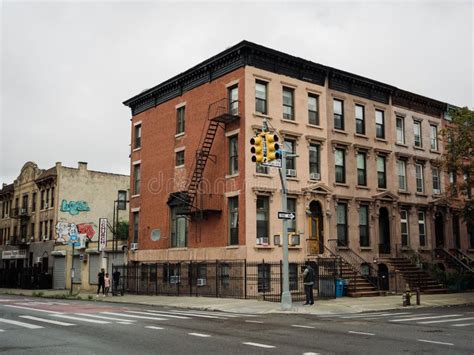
(402, 285, 412, 306)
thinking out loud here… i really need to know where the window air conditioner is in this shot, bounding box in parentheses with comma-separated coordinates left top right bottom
(197, 278, 206, 287)
(42, 235, 49, 241)
(20, 208, 26, 214)
(170, 275, 180, 284)
(290, 234, 301, 246)
(286, 169, 297, 177)
(36, 257, 42, 263)
(310, 172, 321, 181)
(130, 243, 139, 251)
(256, 237, 269, 246)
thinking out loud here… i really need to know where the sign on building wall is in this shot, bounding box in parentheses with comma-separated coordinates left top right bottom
(98, 218, 108, 251)
(2, 250, 27, 259)
(60, 200, 90, 215)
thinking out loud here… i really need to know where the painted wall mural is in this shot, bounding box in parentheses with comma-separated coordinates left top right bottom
(60, 200, 90, 215)
(55, 221, 96, 246)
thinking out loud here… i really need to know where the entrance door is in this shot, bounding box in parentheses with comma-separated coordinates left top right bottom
(53, 256, 66, 289)
(378, 207, 390, 254)
(435, 212, 445, 247)
(309, 201, 324, 254)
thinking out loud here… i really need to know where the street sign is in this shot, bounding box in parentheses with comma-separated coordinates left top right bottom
(278, 212, 295, 220)
(98, 218, 108, 251)
(261, 159, 282, 168)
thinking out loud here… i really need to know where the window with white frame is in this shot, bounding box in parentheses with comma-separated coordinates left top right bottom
(133, 164, 141, 195)
(375, 109, 385, 139)
(415, 163, 424, 193)
(309, 144, 320, 178)
(357, 152, 367, 186)
(377, 155, 387, 189)
(414, 121, 422, 148)
(430, 125, 438, 151)
(336, 203, 348, 246)
(282, 87, 295, 120)
(335, 148, 346, 183)
(355, 104, 365, 135)
(255, 81, 268, 114)
(256, 196, 269, 240)
(287, 197, 297, 233)
(228, 196, 238, 245)
(308, 94, 319, 125)
(175, 151, 185, 167)
(333, 99, 344, 130)
(228, 85, 239, 115)
(432, 167, 441, 194)
(284, 139, 296, 175)
(397, 160, 407, 191)
(359, 204, 369, 247)
(170, 205, 188, 248)
(418, 211, 426, 247)
(176, 106, 185, 134)
(400, 209, 409, 246)
(396, 116, 405, 144)
(228, 135, 238, 175)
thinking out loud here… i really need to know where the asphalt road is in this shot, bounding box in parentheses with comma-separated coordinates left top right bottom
(0, 295, 473, 354)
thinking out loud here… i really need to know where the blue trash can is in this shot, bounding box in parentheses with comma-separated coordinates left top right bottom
(335, 279, 344, 298)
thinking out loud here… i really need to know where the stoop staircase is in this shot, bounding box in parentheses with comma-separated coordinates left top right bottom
(339, 260, 381, 297)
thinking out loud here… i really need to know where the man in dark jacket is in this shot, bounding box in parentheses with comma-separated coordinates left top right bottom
(303, 263, 315, 305)
(97, 268, 105, 296)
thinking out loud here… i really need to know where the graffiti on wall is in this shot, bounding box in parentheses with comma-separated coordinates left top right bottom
(55, 221, 96, 246)
(60, 200, 90, 215)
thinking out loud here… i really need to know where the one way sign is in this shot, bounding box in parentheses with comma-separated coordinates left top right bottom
(278, 212, 296, 220)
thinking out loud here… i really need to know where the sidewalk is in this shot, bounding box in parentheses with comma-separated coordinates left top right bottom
(0, 288, 472, 315)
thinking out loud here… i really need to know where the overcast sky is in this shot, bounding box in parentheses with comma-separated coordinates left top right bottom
(1, 0, 472, 185)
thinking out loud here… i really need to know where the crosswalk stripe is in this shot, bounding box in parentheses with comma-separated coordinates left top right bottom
(0, 329, 4, 332)
(147, 310, 225, 319)
(145, 326, 164, 330)
(390, 314, 462, 322)
(3, 305, 63, 314)
(101, 312, 168, 321)
(126, 311, 190, 319)
(0, 318, 44, 329)
(189, 332, 211, 338)
(168, 309, 255, 317)
(243, 342, 275, 349)
(341, 312, 411, 319)
(52, 314, 110, 324)
(452, 323, 474, 327)
(419, 317, 474, 324)
(75, 313, 137, 322)
(19, 315, 75, 326)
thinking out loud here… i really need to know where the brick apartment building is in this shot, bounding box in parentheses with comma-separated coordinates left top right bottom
(122, 41, 472, 293)
(0, 161, 129, 291)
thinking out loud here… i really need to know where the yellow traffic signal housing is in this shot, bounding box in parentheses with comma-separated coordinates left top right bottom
(250, 135, 264, 163)
(265, 133, 280, 161)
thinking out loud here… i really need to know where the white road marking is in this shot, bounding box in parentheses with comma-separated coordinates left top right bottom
(390, 314, 462, 322)
(452, 323, 474, 327)
(303, 353, 320, 355)
(417, 339, 453, 346)
(0, 318, 44, 329)
(0, 329, 3, 332)
(419, 317, 474, 324)
(0, 299, 16, 302)
(292, 325, 316, 329)
(245, 320, 264, 324)
(101, 312, 168, 321)
(145, 326, 164, 330)
(167, 309, 255, 317)
(342, 312, 411, 319)
(189, 332, 211, 337)
(147, 310, 225, 319)
(19, 315, 75, 326)
(75, 313, 137, 322)
(348, 331, 375, 336)
(336, 312, 392, 318)
(243, 342, 275, 349)
(52, 314, 110, 324)
(126, 311, 190, 319)
(3, 305, 63, 314)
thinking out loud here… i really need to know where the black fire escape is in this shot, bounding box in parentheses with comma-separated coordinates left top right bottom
(176, 98, 240, 217)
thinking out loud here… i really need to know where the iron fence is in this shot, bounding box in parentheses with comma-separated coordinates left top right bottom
(0, 267, 53, 289)
(113, 257, 340, 302)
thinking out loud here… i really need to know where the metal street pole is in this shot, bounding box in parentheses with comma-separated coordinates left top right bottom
(70, 243, 75, 295)
(279, 150, 292, 310)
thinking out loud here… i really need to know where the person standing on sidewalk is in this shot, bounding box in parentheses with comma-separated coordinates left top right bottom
(303, 263, 315, 305)
(97, 268, 105, 297)
(104, 273, 111, 297)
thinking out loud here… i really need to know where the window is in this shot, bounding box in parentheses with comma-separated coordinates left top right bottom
(397, 160, 407, 191)
(414, 121, 422, 147)
(396, 116, 405, 144)
(134, 124, 142, 148)
(39, 222, 43, 239)
(359, 205, 369, 247)
(355, 104, 365, 135)
(45, 189, 49, 207)
(418, 212, 426, 247)
(132, 212, 139, 243)
(256, 164, 268, 174)
(257, 263, 270, 292)
(228, 85, 239, 115)
(308, 94, 319, 125)
(256, 196, 269, 240)
(453, 214, 461, 249)
(220, 263, 230, 288)
(432, 167, 441, 194)
(49, 220, 53, 239)
(335, 148, 345, 183)
(175, 150, 185, 167)
(32, 192, 36, 212)
(336, 203, 348, 246)
(289, 263, 298, 291)
(287, 198, 296, 233)
(309, 144, 320, 178)
(400, 210, 409, 247)
(430, 125, 438, 151)
(133, 164, 141, 195)
(176, 106, 185, 134)
(163, 263, 180, 283)
(228, 135, 238, 175)
(284, 139, 296, 175)
(357, 152, 367, 186)
(333, 99, 344, 130)
(375, 110, 385, 139)
(415, 163, 424, 193)
(40, 190, 45, 210)
(51, 187, 54, 208)
(170, 206, 188, 247)
(197, 263, 207, 281)
(377, 156, 387, 189)
(255, 81, 267, 114)
(228, 196, 238, 245)
(282, 87, 294, 120)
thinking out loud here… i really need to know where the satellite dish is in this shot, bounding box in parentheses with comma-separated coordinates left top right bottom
(150, 229, 161, 241)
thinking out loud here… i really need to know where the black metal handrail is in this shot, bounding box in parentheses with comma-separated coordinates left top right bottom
(436, 248, 474, 273)
(327, 239, 379, 290)
(450, 249, 474, 268)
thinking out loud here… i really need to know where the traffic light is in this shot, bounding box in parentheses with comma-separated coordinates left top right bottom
(250, 134, 264, 163)
(265, 133, 280, 161)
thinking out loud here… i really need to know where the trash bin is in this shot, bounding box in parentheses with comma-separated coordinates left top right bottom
(335, 279, 344, 298)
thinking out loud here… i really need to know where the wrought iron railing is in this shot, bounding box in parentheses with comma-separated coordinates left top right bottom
(435, 248, 474, 273)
